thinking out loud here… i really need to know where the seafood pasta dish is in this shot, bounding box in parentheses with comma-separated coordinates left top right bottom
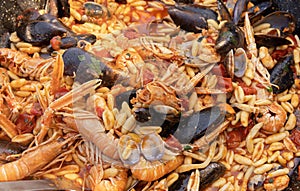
(0, 0, 300, 190)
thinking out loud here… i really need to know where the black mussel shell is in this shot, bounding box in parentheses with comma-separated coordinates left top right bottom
(232, 0, 248, 25)
(273, 0, 300, 35)
(215, 22, 245, 56)
(217, 0, 232, 21)
(173, 106, 225, 144)
(169, 162, 226, 191)
(253, 11, 296, 35)
(168, 5, 218, 33)
(55, 0, 70, 18)
(248, 1, 275, 24)
(270, 54, 294, 94)
(16, 21, 67, 46)
(285, 158, 300, 190)
(133, 106, 181, 137)
(62, 47, 118, 87)
(255, 35, 291, 47)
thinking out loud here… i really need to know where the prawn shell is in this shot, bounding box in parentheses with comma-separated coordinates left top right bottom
(0, 138, 69, 181)
(131, 155, 184, 181)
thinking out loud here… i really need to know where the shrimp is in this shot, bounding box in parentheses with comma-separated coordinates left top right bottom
(256, 103, 287, 133)
(264, 175, 290, 191)
(36, 79, 102, 143)
(94, 168, 128, 191)
(0, 48, 55, 80)
(72, 110, 120, 162)
(130, 155, 184, 181)
(0, 135, 73, 181)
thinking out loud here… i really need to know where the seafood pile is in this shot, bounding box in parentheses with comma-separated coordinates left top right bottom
(0, 0, 300, 190)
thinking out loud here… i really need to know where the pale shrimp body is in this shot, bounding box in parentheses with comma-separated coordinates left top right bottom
(0, 138, 71, 181)
(256, 103, 287, 133)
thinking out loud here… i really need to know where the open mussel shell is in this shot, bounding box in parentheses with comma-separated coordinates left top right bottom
(270, 54, 294, 94)
(273, 0, 300, 35)
(140, 133, 164, 161)
(253, 11, 296, 35)
(118, 135, 141, 165)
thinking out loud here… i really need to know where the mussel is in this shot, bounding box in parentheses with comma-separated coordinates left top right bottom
(0, 0, 69, 47)
(253, 11, 296, 35)
(273, 0, 300, 35)
(169, 162, 226, 190)
(215, 0, 245, 56)
(285, 157, 300, 191)
(215, 22, 245, 56)
(133, 104, 226, 144)
(216, 0, 297, 56)
(62, 47, 119, 87)
(168, 5, 218, 33)
(270, 54, 294, 94)
(0, 140, 26, 163)
(16, 19, 68, 46)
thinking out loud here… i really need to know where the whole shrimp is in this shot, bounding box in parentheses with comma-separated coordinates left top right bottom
(0, 135, 73, 181)
(130, 155, 184, 181)
(0, 48, 54, 80)
(256, 102, 287, 133)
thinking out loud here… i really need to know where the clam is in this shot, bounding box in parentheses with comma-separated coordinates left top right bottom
(225, 48, 248, 78)
(140, 133, 164, 161)
(118, 135, 141, 165)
